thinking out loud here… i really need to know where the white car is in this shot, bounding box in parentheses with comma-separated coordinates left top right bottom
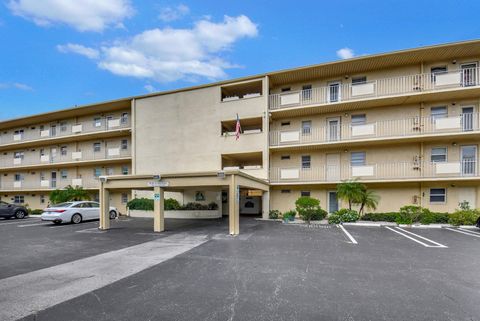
(41, 201, 119, 224)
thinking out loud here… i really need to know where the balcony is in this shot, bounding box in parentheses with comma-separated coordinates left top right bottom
(270, 113, 480, 147)
(0, 116, 131, 146)
(270, 160, 479, 184)
(269, 67, 480, 110)
(0, 148, 131, 169)
(0, 177, 101, 191)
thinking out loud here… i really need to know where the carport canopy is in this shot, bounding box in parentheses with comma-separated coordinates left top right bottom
(98, 171, 270, 235)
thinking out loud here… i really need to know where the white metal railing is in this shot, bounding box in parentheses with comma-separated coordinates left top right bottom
(0, 116, 131, 146)
(0, 177, 101, 190)
(269, 67, 480, 110)
(270, 160, 478, 183)
(270, 112, 480, 146)
(0, 148, 131, 168)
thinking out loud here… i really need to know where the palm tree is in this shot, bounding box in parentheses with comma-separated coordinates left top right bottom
(358, 190, 380, 216)
(336, 180, 365, 210)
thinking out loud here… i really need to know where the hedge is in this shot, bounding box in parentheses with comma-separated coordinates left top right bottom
(127, 198, 219, 211)
(363, 210, 450, 224)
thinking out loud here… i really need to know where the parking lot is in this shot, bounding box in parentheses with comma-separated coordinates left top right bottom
(1, 216, 480, 321)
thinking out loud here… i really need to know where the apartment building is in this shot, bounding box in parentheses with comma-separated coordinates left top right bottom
(2, 40, 480, 219)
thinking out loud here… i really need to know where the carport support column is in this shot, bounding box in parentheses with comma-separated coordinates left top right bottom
(262, 191, 270, 219)
(153, 186, 165, 232)
(229, 175, 240, 235)
(99, 185, 110, 230)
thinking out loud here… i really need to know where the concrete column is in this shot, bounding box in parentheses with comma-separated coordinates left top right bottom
(229, 175, 239, 235)
(153, 186, 165, 232)
(99, 187, 110, 230)
(262, 190, 270, 219)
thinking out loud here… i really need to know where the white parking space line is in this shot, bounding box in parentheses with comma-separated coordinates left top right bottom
(0, 233, 208, 321)
(458, 227, 480, 235)
(17, 222, 52, 228)
(445, 227, 480, 238)
(385, 227, 447, 248)
(338, 224, 358, 244)
(75, 227, 105, 233)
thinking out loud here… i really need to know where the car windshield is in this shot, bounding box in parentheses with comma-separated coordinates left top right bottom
(51, 202, 74, 208)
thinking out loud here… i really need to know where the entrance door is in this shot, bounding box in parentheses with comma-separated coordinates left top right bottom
(461, 145, 477, 176)
(328, 191, 339, 213)
(51, 171, 57, 188)
(458, 187, 476, 209)
(461, 62, 477, 87)
(50, 147, 57, 163)
(327, 117, 341, 141)
(328, 81, 341, 102)
(326, 153, 341, 181)
(462, 107, 474, 131)
(50, 125, 57, 137)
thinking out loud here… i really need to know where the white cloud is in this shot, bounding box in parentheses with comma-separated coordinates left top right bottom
(60, 15, 258, 82)
(7, 0, 134, 32)
(0, 82, 33, 91)
(57, 43, 99, 59)
(144, 84, 157, 93)
(336, 47, 355, 59)
(158, 4, 189, 22)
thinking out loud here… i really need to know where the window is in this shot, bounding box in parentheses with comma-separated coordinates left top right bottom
(39, 149, 45, 156)
(351, 114, 366, 125)
(60, 146, 68, 156)
(302, 84, 312, 100)
(302, 121, 312, 135)
(121, 139, 128, 150)
(352, 76, 367, 85)
(121, 113, 129, 124)
(14, 151, 24, 159)
(351, 152, 366, 166)
(281, 190, 291, 193)
(60, 122, 68, 132)
(301, 155, 311, 169)
(281, 121, 290, 126)
(121, 166, 129, 175)
(93, 168, 102, 178)
(121, 193, 128, 204)
(14, 195, 24, 204)
(14, 174, 22, 181)
(430, 188, 446, 203)
(431, 106, 447, 119)
(106, 168, 114, 176)
(281, 155, 290, 160)
(281, 87, 291, 92)
(93, 142, 102, 152)
(300, 191, 311, 197)
(431, 147, 447, 163)
(93, 117, 102, 127)
(40, 195, 45, 204)
(60, 170, 68, 179)
(431, 66, 447, 82)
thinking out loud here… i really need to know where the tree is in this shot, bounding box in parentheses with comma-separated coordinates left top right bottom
(295, 196, 326, 224)
(49, 186, 91, 205)
(336, 180, 365, 210)
(358, 190, 380, 216)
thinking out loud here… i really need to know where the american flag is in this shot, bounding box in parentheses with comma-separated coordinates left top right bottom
(235, 113, 242, 140)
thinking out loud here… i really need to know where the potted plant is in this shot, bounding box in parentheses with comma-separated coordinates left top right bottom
(283, 210, 296, 223)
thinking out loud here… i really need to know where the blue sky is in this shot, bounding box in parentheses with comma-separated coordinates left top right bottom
(1, 0, 479, 120)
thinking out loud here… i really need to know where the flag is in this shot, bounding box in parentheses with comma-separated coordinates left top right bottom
(235, 113, 242, 140)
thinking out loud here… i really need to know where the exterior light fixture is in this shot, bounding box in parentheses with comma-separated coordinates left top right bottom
(217, 171, 226, 179)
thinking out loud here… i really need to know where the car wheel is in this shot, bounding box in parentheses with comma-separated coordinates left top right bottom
(15, 210, 26, 219)
(109, 210, 117, 220)
(71, 213, 82, 224)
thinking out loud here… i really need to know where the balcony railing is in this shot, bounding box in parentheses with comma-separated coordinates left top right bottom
(270, 113, 480, 146)
(0, 177, 101, 191)
(0, 117, 131, 146)
(0, 148, 131, 168)
(270, 160, 478, 183)
(269, 67, 480, 110)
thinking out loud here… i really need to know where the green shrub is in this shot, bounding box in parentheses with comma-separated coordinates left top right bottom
(418, 210, 449, 225)
(396, 205, 422, 224)
(282, 210, 296, 221)
(295, 196, 325, 224)
(207, 202, 219, 210)
(30, 209, 44, 215)
(448, 209, 480, 226)
(269, 210, 281, 219)
(362, 212, 398, 222)
(127, 198, 154, 211)
(164, 198, 180, 210)
(328, 209, 360, 224)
